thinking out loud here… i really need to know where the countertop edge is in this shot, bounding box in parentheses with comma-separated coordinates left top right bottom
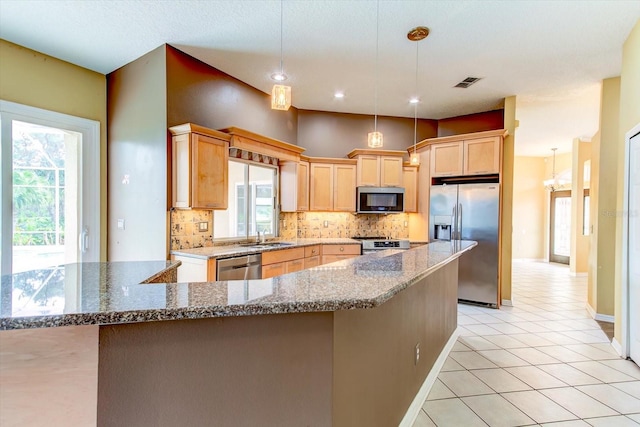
(1, 242, 477, 330)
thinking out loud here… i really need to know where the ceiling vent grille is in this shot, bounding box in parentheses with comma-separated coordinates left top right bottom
(454, 77, 482, 88)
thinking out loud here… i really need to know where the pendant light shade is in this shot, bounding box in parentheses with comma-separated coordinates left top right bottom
(271, 0, 291, 111)
(368, 0, 383, 148)
(271, 84, 291, 111)
(368, 131, 383, 148)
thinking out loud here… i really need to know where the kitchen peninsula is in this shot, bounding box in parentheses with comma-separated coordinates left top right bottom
(1, 241, 475, 427)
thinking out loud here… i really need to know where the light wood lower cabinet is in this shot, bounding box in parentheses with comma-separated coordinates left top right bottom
(262, 247, 306, 278)
(321, 244, 361, 265)
(304, 256, 321, 269)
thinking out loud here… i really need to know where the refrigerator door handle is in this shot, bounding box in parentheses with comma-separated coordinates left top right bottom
(458, 203, 463, 240)
(452, 205, 457, 240)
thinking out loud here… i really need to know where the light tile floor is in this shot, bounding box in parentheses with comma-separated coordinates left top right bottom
(413, 261, 640, 426)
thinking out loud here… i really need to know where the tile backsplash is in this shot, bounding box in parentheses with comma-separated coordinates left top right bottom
(170, 209, 213, 250)
(280, 211, 409, 239)
(171, 210, 410, 251)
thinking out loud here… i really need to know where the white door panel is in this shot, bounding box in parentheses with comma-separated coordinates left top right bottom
(629, 131, 639, 365)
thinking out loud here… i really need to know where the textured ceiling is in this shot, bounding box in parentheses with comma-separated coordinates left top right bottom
(1, 0, 639, 156)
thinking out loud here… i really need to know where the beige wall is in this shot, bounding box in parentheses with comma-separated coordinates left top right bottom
(615, 19, 640, 341)
(0, 39, 107, 260)
(570, 139, 591, 274)
(588, 78, 621, 317)
(512, 156, 546, 260)
(501, 96, 516, 303)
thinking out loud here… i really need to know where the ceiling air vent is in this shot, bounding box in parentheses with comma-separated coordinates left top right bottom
(454, 77, 482, 88)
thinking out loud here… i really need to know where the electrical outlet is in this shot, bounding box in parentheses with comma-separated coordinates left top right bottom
(404, 221, 408, 228)
(415, 343, 420, 365)
(198, 221, 209, 232)
(117, 219, 125, 230)
(323, 220, 329, 228)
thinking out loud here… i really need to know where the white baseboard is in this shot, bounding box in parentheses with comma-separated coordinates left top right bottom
(586, 304, 615, 323)
(512, 258, 545, 262)
(501, 299, 513, 307)
(399, 327, 460, 427)
(569, 271, 588, 277)
(612, 337, 623, 356)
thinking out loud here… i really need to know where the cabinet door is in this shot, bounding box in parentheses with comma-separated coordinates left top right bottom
(285, 258, 305, 274)
(262, 262, 285, 279)
(297, 161, 310, 211)
(402, 165, 418, 213)
(333, 164, 356, 212)
(322, 254, 357, 265)
(191, 133, 229, 209)
(463, 137, 500, 175)
(310, 163, 333, 211)
(380, 156, 403, 187)
(357, 155, 380, 186)
(430, 142, 463, 177)
(322, 244, 361, 256)
(304, 256, 320, 269)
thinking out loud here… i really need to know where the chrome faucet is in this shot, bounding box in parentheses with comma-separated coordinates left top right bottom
(256, 231, 261, 243)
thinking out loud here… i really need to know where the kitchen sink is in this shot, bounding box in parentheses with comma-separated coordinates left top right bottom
(238, 242, 294, 248)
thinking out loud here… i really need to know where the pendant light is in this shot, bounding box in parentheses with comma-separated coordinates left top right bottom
(271, 0, 291, 111)
(407, 26, 429, 165)
(543, 148, 569, 191)
(367, 0, 383, 148)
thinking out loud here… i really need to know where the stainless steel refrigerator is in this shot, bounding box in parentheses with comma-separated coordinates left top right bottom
(429, 182, 500, 307)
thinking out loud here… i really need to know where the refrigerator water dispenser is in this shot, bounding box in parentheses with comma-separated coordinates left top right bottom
(433, 215, 452, 241)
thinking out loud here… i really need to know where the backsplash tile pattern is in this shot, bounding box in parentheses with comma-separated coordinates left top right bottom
(172, 210, 410, 251)
(281, 212, 409, 239)
(170, 209, 213, 250)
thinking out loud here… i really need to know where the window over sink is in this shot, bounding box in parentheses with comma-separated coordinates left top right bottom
(213, 160, 278, 239)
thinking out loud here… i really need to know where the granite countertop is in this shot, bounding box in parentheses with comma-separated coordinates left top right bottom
(1, 241, 476, 330)
(171, 238, 362, 260)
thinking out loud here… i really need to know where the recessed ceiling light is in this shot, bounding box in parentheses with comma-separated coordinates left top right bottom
(409, 97, 420, 104)
(271, 72, 287, 82)
(334, 92, 345, 99)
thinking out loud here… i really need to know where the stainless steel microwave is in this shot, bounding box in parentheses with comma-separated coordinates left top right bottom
(356, 187, 405, 214)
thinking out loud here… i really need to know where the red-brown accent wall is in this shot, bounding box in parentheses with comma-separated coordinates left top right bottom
(437, 109, 505, 137)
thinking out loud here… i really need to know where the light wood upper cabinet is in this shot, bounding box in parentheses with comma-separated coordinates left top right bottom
(380, 156, 403, 186)
(310, 162, 334, 211)
(280, 159, 309, 212)
(309, 159, 356, 212)
(402, 164, 419, 213)
(463, 137, 500, 175)
(333, 164, 356, 212)
(421, 130, 506, 178)
(348, 149, 405, 187)
(430, 142, 463, 177)
(357, 155, 380, 186)
(170, 124, 231, 210)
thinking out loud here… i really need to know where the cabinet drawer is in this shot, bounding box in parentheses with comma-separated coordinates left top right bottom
(262, 247, 305, 265)
(322, 254, 357, 265)
(285, 258, 305, 274)
(304, 245, 321, 257)
(322, 244, 361, 256)
(262, 262, 285, 279)
(304, 256, 320, 269)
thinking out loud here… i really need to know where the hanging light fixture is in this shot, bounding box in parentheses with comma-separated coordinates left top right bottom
(543, 148, 569, 191)
(367, 0, 383, 148)
(407, 26, 429, 165)
(271, 0, 291, 111)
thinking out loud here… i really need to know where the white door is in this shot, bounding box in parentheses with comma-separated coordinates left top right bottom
(629, 130, 640, 365)
(0, 101, 100, 277)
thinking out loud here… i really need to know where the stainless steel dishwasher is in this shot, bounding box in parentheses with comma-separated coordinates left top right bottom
(217, 254, 262, 280)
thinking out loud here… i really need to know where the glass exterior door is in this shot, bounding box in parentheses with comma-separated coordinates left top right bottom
(549, 190, 571, 264)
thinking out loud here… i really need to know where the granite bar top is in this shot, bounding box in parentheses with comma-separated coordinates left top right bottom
(1, 241, 476, 330)
(171, 238, 362, 260)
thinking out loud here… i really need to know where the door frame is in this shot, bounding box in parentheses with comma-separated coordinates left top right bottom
(621, 121, 640, 359)
(0, 100, 100, 275)
(549, 190, 571, 264)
